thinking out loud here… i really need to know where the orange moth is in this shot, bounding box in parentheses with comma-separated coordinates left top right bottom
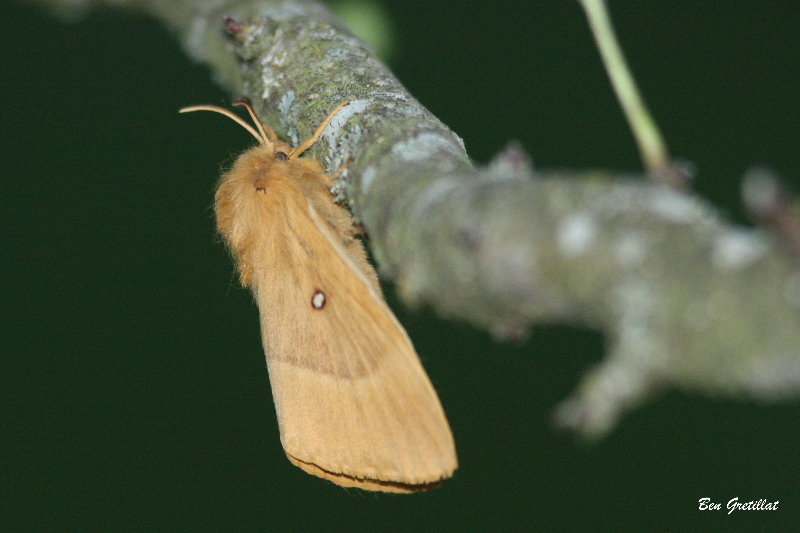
(179, 99, 457, 492)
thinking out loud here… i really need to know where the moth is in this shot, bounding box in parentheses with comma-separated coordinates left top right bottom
(180, 99, 457, 492)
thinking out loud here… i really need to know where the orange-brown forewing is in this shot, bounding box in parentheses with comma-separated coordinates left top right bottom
(189, 101, 457, 492)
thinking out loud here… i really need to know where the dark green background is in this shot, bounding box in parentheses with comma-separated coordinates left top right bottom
(2, 1, 798, 531)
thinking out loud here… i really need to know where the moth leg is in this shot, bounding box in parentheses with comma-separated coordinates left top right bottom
(328, 157, 356, 211)
(330, 156, 354, 182)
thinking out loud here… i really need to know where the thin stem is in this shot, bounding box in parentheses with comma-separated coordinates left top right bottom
(578, 0, 669, 175)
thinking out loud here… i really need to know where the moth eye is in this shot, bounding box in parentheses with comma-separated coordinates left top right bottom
(275, 151, 287, 161)
(311, 290, 326, 310)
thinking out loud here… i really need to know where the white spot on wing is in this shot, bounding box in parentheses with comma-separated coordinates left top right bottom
(311, 290, 326, 309)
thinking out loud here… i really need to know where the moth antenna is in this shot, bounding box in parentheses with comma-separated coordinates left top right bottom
(288, 101, 350, 160)
(179, 104, 267, 146)
(232, 99, 279, 143)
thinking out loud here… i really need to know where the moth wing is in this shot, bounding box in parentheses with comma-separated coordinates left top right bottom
(253, 188, 457, 492)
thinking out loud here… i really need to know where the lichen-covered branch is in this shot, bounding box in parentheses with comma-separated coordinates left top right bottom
(30, 0, 800, 438)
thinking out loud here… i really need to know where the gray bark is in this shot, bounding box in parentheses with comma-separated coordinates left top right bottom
(30, 0, 800, 438)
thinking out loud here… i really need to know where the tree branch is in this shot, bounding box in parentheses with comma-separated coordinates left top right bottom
(30, 0, 800, 438)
